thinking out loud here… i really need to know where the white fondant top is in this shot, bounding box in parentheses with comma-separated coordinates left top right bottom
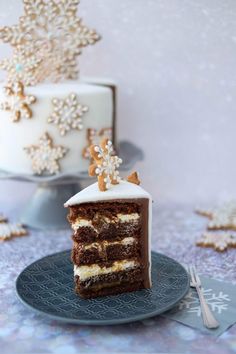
(27, 82, 110, 95)
(64, 180, 151, 207)
(81, 76, 116, 87)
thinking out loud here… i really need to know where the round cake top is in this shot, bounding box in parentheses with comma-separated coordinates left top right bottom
(64, 180, 152, 207)
(17, 81, 112, 96)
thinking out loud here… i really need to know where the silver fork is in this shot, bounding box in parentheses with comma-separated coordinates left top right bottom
(187, 265, 219, 329)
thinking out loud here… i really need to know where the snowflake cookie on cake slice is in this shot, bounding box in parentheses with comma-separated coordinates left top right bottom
(64, 139, 152, 299)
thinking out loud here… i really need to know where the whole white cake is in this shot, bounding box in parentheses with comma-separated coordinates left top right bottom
(0, 80, 115, 175)
(0, 1, 116, 176)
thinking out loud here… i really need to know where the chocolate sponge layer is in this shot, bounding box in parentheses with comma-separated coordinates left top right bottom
(75, 267, 143, 298)
(72, 240, 140, 265)
(76, 282, 143, 299)
(72, 221, 141, 243)
(68, 201, 141, 223)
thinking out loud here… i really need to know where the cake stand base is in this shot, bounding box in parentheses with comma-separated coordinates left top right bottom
(20, 182, 81, 230)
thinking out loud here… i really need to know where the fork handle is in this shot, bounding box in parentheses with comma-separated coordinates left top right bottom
(196, 286, 219, 329)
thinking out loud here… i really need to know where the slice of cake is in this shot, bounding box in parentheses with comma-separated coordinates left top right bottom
(64, 139, 152, 298)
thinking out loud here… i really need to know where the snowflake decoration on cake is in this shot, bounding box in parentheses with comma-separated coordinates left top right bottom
(196, 232, 236, 252)
(89, 138, 122, 191)
(33, 53, 79, 84)
(0, 81, 36, 122)
(48, 93, 89, 136)
(0, 45, 42, 86)
(179, 288, 230, 316)
(58, 57, 78, 81)
(0, 0, 101, 83)
(196, 201, 236, 230)
(82, 128, 112, 159)
(24, 132, 68, 175)
(0, 221, 28, 241)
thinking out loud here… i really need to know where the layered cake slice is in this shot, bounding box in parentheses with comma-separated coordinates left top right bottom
(65, 180, 152, 298)
(64, 138, 152, 298)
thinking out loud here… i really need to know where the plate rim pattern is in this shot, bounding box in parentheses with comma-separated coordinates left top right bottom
(16, 250, 190, 325)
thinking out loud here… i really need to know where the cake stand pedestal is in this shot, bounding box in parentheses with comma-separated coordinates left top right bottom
(20, 182, 81, 230)
(0, 141, 144, 230)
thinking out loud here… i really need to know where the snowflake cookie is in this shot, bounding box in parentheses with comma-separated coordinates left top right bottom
(0, 45, 42, 86)
(82, 128, 112, 159)
(0, 81, 36, 122)
(48, 93, 88, 136)
(196, 201, 236, 231)
(0, 222, 28, 241)
(24, 132, 68, 175)
(89, 139, 122, 191)
(33, 54, 79, 84)
(0, 0, 101, 83)
(196, 232, 236, 252)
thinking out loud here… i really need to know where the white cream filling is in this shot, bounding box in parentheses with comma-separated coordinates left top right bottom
(72, 218, 95, 231)
(84, 236, 136, 251)
(72, 213, 140, 231)
(117, 213, 140, 222)
(74, 259, 139, 281)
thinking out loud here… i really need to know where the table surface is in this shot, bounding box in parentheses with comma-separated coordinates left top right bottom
(1, 196, 236, 354)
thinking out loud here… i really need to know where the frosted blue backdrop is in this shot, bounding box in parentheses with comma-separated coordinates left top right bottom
(0, 0, 236, 203)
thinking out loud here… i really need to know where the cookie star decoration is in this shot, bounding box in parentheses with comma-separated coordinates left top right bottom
(0, 222, 28, 241)
(89, 139, 122, 191)
(196, 232, 236, 252)
(48, 93, 89, 136)
(24, 132, 68, 175)
(0, 46, 42, 86)
(196, 201, 236, 230)
(0, 81, 36, 122)
(0, 0, 101, 83)
(126, 171, 141, 185)
(82, 128, 112, 159)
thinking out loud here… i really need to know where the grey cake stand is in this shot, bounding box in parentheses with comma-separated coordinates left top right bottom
(0, 141, 144, 230)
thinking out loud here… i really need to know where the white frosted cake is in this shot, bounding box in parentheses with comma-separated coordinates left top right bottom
(0, 0, 116, 176)
(0, 80, 115, 175)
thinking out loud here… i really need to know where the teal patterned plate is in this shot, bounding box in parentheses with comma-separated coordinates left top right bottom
(16, 250, 189, 325)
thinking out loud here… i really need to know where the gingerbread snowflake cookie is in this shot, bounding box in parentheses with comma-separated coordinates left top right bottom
(48, 93, 88, 136)
(0, 0, 101, 83)
(0, 222, 28, 241)
(24, 132, 68, 175)
(196, 232, 236, 252)
(196, 201, 236, 231)
(89, 139, 122, 191)
(0, 81, 36, 122)
(0, 45, 42, 86)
